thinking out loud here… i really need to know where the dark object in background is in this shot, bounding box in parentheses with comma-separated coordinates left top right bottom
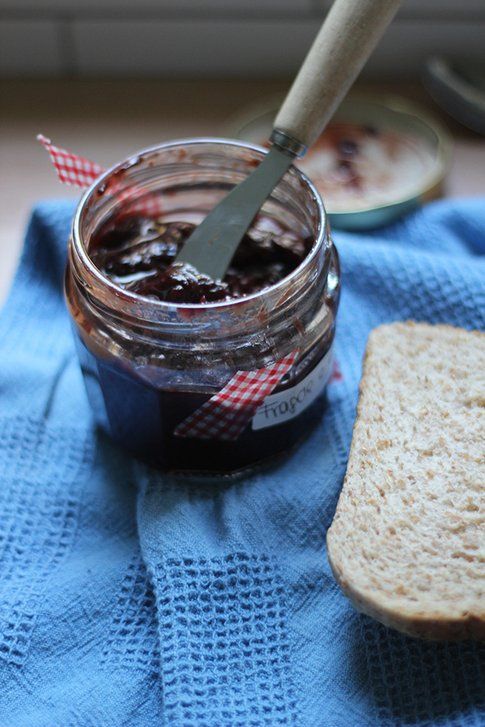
(424, 57, 485, 136)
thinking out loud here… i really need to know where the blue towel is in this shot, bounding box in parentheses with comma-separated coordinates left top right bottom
(0, 199, 484, 726)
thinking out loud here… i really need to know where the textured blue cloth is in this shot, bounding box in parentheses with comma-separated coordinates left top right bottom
(0, 198, 484, 726)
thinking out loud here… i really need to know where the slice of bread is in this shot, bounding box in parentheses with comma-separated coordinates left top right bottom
(327, 322, 485, 640)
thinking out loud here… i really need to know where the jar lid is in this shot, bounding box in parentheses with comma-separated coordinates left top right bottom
(228, 93, 452, 231)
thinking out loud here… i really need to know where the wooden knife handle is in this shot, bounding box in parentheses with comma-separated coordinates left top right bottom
(274, 0, 402, 150)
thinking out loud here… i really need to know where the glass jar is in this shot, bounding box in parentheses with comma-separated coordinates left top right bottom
(65, 139, 340, 476)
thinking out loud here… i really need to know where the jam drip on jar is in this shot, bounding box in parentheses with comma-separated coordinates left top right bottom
(89, 216, 313, 304)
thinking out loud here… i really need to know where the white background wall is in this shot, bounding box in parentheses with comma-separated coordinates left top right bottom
(1, 0, 484, 78)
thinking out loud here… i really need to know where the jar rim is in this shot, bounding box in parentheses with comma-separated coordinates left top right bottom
(72, 137, 328, 313)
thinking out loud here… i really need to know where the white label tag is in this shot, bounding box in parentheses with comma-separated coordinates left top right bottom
(252, 347, 333, 431)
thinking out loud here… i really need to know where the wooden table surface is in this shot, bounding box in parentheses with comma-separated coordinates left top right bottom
(1, 78, 484, 307)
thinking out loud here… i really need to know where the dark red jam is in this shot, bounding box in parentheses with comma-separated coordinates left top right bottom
(89, 216, 313, 304)
(68, 210, 339, 475)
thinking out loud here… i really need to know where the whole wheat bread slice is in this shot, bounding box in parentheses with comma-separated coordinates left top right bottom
(327, 322, 484, 640)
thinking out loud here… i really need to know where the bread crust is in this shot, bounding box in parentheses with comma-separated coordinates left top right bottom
(326, 322, 485, 641)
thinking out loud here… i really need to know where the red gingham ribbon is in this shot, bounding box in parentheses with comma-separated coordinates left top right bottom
(38, 135, 166, 217)
(119, 191, 166, 219)
(174, 350, 299, 441)
(37, 134, 105, 188)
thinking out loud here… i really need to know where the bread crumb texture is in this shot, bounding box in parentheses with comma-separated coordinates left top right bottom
(327, 322, 485, 640)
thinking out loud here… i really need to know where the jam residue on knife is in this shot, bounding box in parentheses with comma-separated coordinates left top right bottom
(89, 216, 313, 304)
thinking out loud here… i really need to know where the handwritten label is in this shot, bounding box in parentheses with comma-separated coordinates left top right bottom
(252, 347, 333, 430)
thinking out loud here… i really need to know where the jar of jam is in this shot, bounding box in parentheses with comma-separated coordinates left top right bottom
(65, 139, 340, 476)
